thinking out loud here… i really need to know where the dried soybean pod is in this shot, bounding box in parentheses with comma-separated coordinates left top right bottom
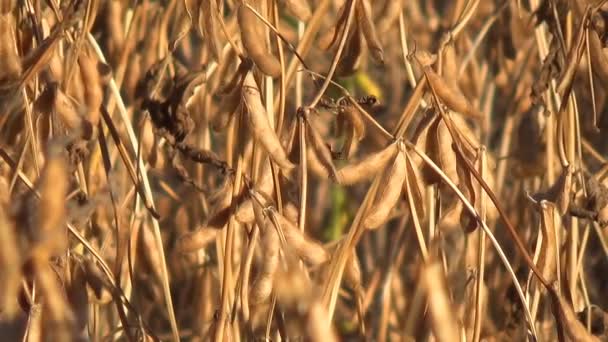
(287, 118, 301, 163)
(242, 72, 295, 170)
(340, 125, 361, 159)
(273, 211, 329, 266)
(409, 109, 436, 185)
(463, 147, 497, 232)
(36, 144, 69, 258)
(307, 301, 339, 342)
(427, 117, 458, 185)
(250, 205, 280, 305)
(306, 118, 338, 181)
(423, 261, 460, 342)
(237, 3, 281, 77)
(235, 200, 255, 224)
(214, 87, 242, 131)
(169, 2, 193, 52)
(139, 223, 165, 283)
(305, 144, 332, 179)
(205, 177, 234, 229)
(441, 44, 459, 87)
(337, 142, 398, 185)
(363, 149, 406, 229)
(404, 149, 427, 218)
(250, 253, 279, 304)
(0, 13, 21, 85)
(550, 288, 600, 342)
(438, 200, 464, 233)
(318, 1, 349, 50)
(336, 24, 363, 76)
(554, 165, 574, 216)
(344, 252, 362, 291)
(281, 0, 312, 22)
(105, 1, 124, 59)
(339, 104, 366, 139)
(235, 160, 274, 224)
(0, 177, 20, 317)
(177, 228, 218, 253)
(50, 86, 93, 139)
(202, 0, 223, 62)
(538, 201, 559, 285)
(424, 66, 483, 120)
(78, 52, 103, 129)
(449, 113, 480, 158)
(557, 6, 589, 99)
(377, 0, 403, 34)
(283, 202, 300, 224)
(458, 161, 478, 233)
(0, 1, 14, 14)
(356, 0, 384, 63)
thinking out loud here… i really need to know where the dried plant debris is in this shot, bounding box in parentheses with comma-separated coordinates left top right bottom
(569, 174, 608, 227)
(2, 1, 608, 341)
(531, 164, 574, 215)
(139, 58, 231, 191)
(139, 59, 201, 143)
